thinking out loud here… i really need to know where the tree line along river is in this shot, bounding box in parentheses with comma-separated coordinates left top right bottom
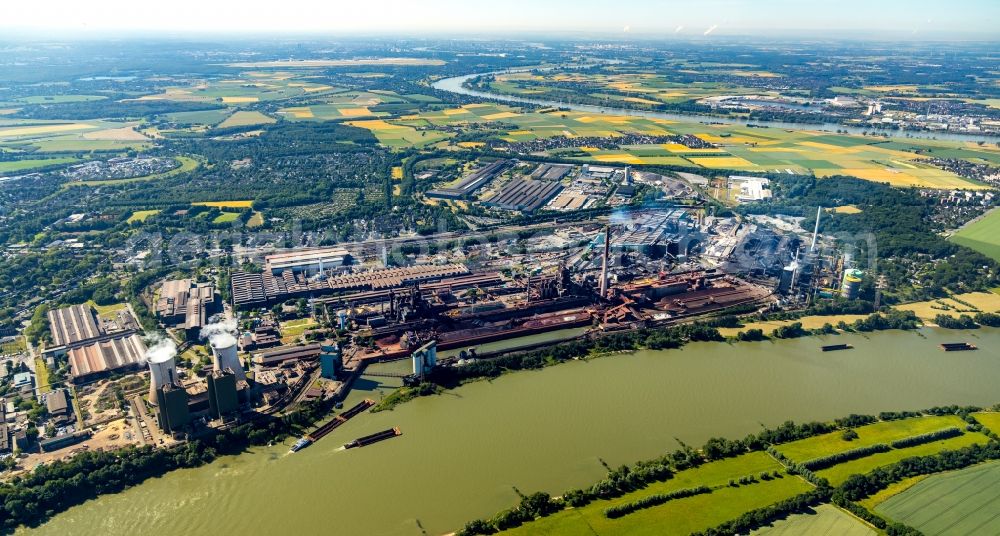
(24, 327, 1000, 536)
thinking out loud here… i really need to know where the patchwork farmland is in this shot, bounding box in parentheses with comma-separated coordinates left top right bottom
(876, 461, 1000, 535)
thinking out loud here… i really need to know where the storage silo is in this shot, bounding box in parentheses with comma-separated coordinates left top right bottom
(148, 353, 178, 404)
(211, 334, 245, 382)
(411, 341, 437, 378)
(841, 269, 864, 300)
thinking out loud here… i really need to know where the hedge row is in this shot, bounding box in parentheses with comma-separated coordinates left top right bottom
(604, 486, 711, 519)
(801, 444, 891, 471)
(890, 427, 962, 449)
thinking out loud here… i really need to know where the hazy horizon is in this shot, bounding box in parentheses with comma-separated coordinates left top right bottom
(2, 0, 998, 41)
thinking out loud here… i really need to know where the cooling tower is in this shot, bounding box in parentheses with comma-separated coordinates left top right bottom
(148, 353, 178, 404)
(211, 335, 245, 382)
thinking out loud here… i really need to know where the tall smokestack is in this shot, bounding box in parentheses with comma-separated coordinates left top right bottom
(810, 206, 822, 252)
(600, 225, 610, 299)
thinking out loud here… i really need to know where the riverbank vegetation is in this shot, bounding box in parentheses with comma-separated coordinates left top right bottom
(0, 399, 332, 531)
(456, 407, 1000, 536)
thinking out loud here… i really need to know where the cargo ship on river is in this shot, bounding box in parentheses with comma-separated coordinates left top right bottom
(290, 398, 375, 453)
(344, 427, 402, 449)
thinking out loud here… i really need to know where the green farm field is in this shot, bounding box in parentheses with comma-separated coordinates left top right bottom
(751, 503, 875, 536)
(876, 461, 1000, 535)
(212, 212, 241, 224)
(951, 208, 1000, 262)
(165, 109, 232, 127)
(216, 110, 276, 129)
(135, 73, 337, 104)
(501, 452, 814, 536)
(0, 157, 78, 173)
(776, 415, 970, 462)
(816, 433, 991, 486)
(278, 90, 406, 120)
(973, 412, 1000, 436)
(346, 119, 452, 148)
(773, 415, 993, 485)
(126, 210, 161, 223)
(347, 101, 997, 188)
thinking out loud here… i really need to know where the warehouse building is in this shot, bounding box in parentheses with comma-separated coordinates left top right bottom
(265, 247, 352, 276)
(156, 279, 217, 336)
(728, 176, 772, 202)
(231, 263, 470, 307)
(484, 179, 563, 212)
(45, 389, 73, 426)
(426, 159, 512, 200)
(254, 343, 323, 367)
(530, 163, 573, 181)
(48, 304, 102, 348)
(67, 333, 147, 381)
(44, 304, 141, 363)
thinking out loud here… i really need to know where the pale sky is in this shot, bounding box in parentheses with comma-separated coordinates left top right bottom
(2, 0, 998, 38)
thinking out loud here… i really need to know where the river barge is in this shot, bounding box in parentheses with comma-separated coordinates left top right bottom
(344, 427, 402, 449)
(940, 342, 977, 352)
(821, 344, 853, 352)
(289, 398, 375, 453)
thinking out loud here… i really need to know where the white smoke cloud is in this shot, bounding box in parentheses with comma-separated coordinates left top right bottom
(144, 333, 177, 364)
(674, 25, 684, 33)
(704, 24, 718, 35)
(200, 318, 238, 348)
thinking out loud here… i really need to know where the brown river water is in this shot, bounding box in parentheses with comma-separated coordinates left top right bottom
(25, 327, 1000, 535)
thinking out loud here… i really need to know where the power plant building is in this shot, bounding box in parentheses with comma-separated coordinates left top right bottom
(155, 384, 191, 434)
(207, 370, 239, 419)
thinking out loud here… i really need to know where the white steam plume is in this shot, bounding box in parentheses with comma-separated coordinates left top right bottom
(144, 333, 177, 364)
(200, 318, 238, 348)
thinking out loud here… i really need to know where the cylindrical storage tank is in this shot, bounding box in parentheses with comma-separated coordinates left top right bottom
(148, 354, 177, 404)
(211, 335, 245, 382)
(841, 269, 863, 300)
